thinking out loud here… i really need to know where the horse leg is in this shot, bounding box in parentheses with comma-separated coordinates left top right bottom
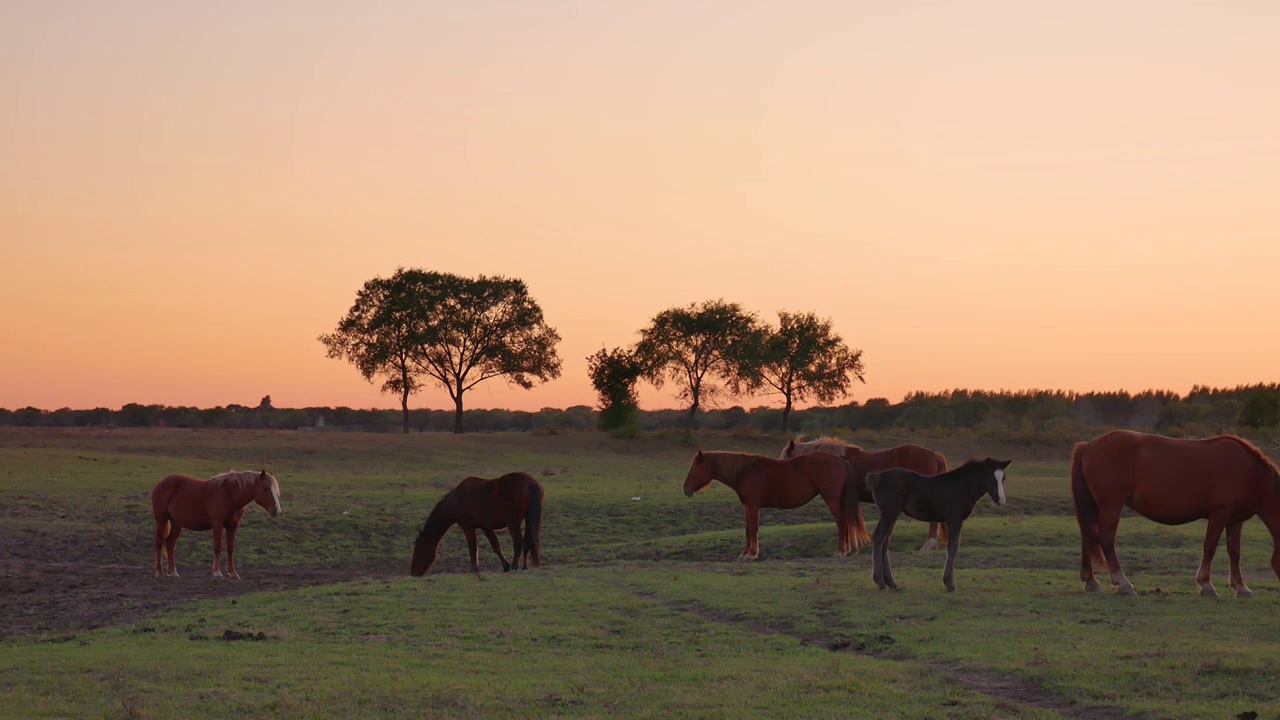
(942, 520, 963, 592)
(1193, 515, 1228, 598)
(820, 495, 848, 556)
(225, 523, 241, 580)
(165, 526, 182, 577)
(484, 528, 511, 572)
(872, 509, 900, 590)
(462, 526, 481, 573)
(153, 518, 168, 578)
(1225, 521, 1253, 598)
(920, 523, 939, 552)
(1095, 506, 1135, 596)
(741, 505, 761, 561)
(211, 524, 224, 579)
(507, 524, 523, 571)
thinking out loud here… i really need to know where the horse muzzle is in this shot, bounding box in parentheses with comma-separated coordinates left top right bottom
(269, 507, 280, 518)
(684, 489, 694, 498)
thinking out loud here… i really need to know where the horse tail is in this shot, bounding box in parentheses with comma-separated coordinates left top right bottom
(523, 480, 544, 567)
(841, 464, 870, 551)
(928, 451, 950, 545)
(1070, 441, 1105, 568)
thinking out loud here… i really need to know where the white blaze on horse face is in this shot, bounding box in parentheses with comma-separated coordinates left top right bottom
(994, 469, 1006, 505)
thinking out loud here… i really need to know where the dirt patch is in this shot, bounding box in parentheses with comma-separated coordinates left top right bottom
(0, 530, 399, 640)
(628, 588, 1146, 720)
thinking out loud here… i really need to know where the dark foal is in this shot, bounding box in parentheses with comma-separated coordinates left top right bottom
(867, 458, 1011, 592)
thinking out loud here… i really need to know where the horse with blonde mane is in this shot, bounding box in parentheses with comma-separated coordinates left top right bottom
(782, 436, 949, 551)
(150, 469, 281, 579)
(682, 450, 869, 561)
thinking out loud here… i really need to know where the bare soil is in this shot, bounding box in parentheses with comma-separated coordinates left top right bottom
(0, 531, 395, 640)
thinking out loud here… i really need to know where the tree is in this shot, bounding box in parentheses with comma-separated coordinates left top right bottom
(634, 299, 762, 429)
(1239, 391, 1280, 430)
(745, 311, 865, 432)
(587, 346, 645, 431)
(319, 268, 435, 433)
(409, 273, 562, 434)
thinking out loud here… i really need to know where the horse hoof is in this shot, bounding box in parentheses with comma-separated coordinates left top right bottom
(920, 539, 938, 552)
(1234, 587, 1254, 599)
(212, 571, 223, 579)
(228, 572, 241, 580)
(1083, 580, 1100, 592)
(1118, 585, 1137, 597)
(1199, 586, 1219, 599)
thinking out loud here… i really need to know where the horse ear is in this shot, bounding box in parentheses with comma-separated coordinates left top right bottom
(695, 450, 703, 458)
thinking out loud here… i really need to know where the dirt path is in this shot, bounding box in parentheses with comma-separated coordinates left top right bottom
(627, 588, 1146, 720)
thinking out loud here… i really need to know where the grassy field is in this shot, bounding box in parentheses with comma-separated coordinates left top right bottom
(2, 427, 1279, 719)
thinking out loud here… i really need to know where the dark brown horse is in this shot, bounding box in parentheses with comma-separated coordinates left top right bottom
(1072, 430, 1280, 597)
(150, 470, 281, 579)
(782, 436, 950, 550)
(682, 450, 868, 560)
(867, 458, 1011, 592)
(410, 472, 544, 576)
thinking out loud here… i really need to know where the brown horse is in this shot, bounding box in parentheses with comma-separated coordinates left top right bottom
(1072, 430, 1280, 597)
(682, 450, 869, 560)
(782, 436, 950, 551)
(150, 470, 281, 579)
(410, 472, 544, 576)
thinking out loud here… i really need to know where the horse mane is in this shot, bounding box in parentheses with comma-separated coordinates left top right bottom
(1222, 436, 1280, 493)
(705, 451, 765, 484)
(209, 470, 268, 491)
(419, 492, 455, 541)
(792, 436, 864, 454)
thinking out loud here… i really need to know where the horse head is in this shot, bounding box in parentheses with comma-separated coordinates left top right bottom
(981, 458, 1013, 506)
(683, 450, 715, 497)
(253, 470, 281, 517)
(410, 494, 454, 577)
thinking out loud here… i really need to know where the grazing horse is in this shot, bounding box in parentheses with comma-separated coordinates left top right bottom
(410, 472, 544, 576)
(867, 457, 1011, 592)
(1072, 430, 1280, 598)
(150, 470, 281, 579)
(682, 450, 869, 561)
(782, 436, 950, 551)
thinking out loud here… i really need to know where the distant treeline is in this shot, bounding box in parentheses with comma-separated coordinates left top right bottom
(4, 384, 1278, 439)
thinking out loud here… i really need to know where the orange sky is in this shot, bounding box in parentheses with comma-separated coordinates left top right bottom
(3, 2, 1279, 413)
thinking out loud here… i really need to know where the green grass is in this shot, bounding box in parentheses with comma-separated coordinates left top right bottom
(2, 427, 1279, 719)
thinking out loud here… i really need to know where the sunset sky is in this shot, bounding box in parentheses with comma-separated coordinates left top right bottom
(3, 1, 1279, 414)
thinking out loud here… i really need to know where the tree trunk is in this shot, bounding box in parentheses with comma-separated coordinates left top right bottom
(453, 394, 465, 434)
(401, 387, 410, 434)
(781, 395, 793, 434)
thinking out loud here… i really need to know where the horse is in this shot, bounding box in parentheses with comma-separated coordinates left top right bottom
(150, 469, 281, 579)
(782, 436, 950, 551)
(866, 457, 1011, 592)
(410, 472, 544, 576)
(1071, 430, 1280, 598)
(682, 450, 869, 561)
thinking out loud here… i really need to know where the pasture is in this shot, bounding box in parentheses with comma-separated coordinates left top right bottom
(1, 427, 1278, 719)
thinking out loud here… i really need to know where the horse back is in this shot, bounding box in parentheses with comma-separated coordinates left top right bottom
(1081, 430, 1277, 521)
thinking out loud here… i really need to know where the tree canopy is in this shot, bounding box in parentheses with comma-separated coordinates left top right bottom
(587, 346, 645, 432)
(746, 310, 865, 432)
(634, 299, 762, 428)
(319, 268, 561, 433)
(319, 268, 435, 433)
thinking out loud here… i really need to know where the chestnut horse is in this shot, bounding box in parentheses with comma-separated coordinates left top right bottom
(410, 472, 544, 576)
(682, 450, 868, 560)
(150, 470, 281, 579)
(1072, 430, 1280, 598)
(782, 437, 949, 551)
